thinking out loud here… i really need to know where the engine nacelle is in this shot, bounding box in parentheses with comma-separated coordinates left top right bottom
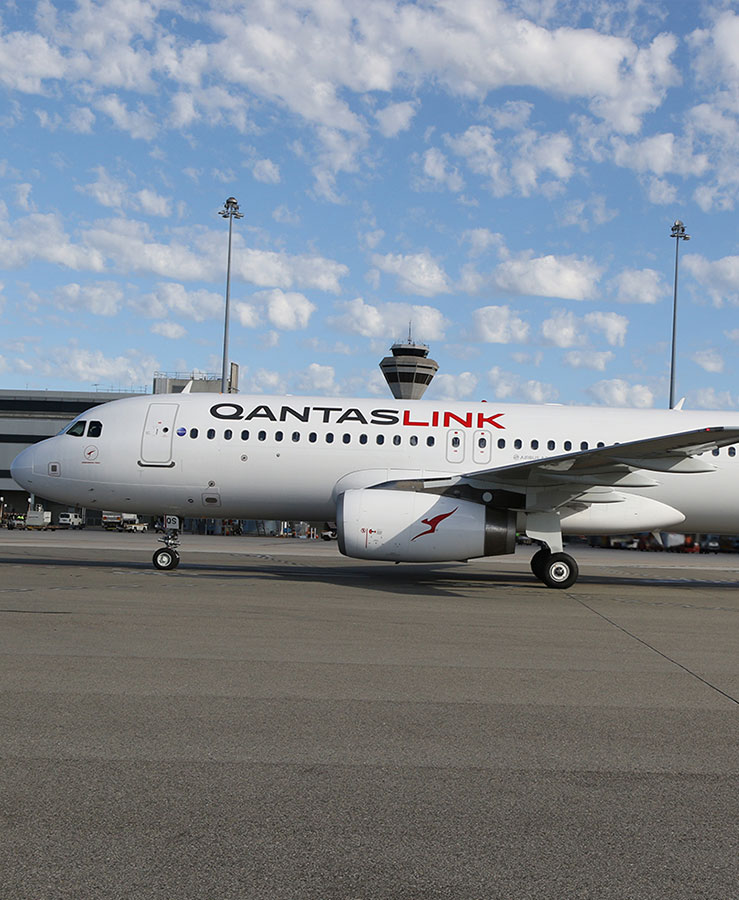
(337, 489, 516, 562)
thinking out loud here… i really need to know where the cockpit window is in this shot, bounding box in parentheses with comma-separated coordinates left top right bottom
(87, 421, 103, 438)
(67, 421, 86, 437)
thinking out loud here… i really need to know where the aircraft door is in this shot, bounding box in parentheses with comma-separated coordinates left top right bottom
(140, 403, 179, 465)
(473, 430, 492, 465)
(446, 429, 465, 463)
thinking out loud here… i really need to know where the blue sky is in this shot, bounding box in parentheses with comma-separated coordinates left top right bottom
(1, 0, 738, 409)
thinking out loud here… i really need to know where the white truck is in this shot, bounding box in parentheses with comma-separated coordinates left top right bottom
(58, 512, 83, 529)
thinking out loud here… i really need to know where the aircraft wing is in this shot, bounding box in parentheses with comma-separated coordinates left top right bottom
(460, 425, 739, 491)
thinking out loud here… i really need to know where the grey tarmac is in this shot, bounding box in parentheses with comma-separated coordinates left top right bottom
(1, 532, 737, 900)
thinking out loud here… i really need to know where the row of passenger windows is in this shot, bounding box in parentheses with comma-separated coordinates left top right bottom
(185, 427, 436, 447)
(180, 427, 739, 457)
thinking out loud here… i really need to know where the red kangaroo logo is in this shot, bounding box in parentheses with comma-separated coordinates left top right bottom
(411, 507, 458, 541)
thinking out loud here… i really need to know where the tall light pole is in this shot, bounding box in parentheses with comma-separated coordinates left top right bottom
(219, 197, 243, 393)
(669, 219, 690, 409)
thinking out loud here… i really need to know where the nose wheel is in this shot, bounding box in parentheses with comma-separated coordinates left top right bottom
(153, 547, 180, 570)
(530, 547, 579, 589)
(153, 525, 181, 570)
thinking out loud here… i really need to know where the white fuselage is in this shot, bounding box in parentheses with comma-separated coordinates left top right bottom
(10, 393, 739, 534)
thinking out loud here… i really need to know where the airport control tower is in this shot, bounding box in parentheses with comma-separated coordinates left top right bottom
(379, 327, 439, 400)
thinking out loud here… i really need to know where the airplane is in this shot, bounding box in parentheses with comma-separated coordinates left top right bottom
(10, 391, 739, 588)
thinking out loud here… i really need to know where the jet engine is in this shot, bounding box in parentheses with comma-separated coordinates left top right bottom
(336, 488, 516, 562)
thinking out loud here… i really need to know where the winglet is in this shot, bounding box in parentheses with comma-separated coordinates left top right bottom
(674, 397, 686, 410)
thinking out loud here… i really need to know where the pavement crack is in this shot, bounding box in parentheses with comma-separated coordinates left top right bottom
(571, 594, 739, 707)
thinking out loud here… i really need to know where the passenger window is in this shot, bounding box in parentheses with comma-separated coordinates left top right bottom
(531, 439, 539, 450)
(309, 432, 317, 443)
(564, 441, 572, 451)
(478, 437, 487, 449)
(597, 441, 605, 448)
(547, 440, 555, 451)
(359, 434, 368, 445)
(377, 435, 385, 445)
(67, 421, 86, 437)
(410, 435, 418, 446)
(275, 431, 283, 442)
(426, 436, 435, 447)
(224, 429, 232, 440)
(326, 433, 334, 443)
(292, 432, 300, 442)
(258, 431, 267, 441)
(393, 435, 401, 446)
(451, 436, 460, 448)
(730, 447, 736, 457)
(190, 428, 199, 439)
(712, 448, 720, 456)
(87, 421, 103, 438)
(580, 441, 589, 450)
(498, 438, 505, 449)
(514, 439, 522, 450)
(241, 430, 249, 441)
(342, 434, 351, 444)
(207, 429, 216, 439)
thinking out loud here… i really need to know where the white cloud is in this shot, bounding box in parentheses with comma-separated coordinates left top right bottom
(138, 283, 223, 322)
(588, 379, 654, 408)
(95, 95, 157, 140)
(486, 366, 558, 403)
(296, 362, 339, 394)
(691, 348, 724, 374)
(584, 311, 628, 347)
(540, 309, 584, 348)
(247, 368, 287, 394)
(611, 133, 708, 178)
(682, 254, 739, 306)
(39, 345, 159, 388)
(445, 126, 507, 195)
(472, 306, 530, 344)
(563, 350, 614, 371)
(0, 212, 105, 271)
(372, 251, 451, 296)
(493, 254, 601, 300)
(55, 281, 124, 317)
(330, 297, 447, 341)
(252, 158, 281, 184)
(428, 372, 479, 401)
(415, 147, 464, 193)
(611, 268, 666, 304)
(462, 229, 506, 258)
(151, 321, 187, 339)
(375, 101, 417, 137)
(235, 289, 316, 331)
(687, 387, 738, 410)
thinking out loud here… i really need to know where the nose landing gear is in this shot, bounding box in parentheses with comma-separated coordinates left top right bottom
(153, 524, 180, 570)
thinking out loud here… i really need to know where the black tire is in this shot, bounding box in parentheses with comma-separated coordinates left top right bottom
(530, 547, 550, 581)
(541, 552, 579, 589)
(153, 548, 180, 570)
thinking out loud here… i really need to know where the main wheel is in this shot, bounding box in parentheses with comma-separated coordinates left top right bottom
(153, 548, 180, 570)
(541, 552, 578, 589)
(530, 547, 550, 582)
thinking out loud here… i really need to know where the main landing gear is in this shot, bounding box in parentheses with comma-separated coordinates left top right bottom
(530, 546, 579, 589)
(152, 527, 180, 570)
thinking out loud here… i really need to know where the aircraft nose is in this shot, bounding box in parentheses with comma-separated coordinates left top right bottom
(10, 444, 35, 490)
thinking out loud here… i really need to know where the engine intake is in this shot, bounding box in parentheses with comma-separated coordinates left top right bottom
(337, 488, 516, 562)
